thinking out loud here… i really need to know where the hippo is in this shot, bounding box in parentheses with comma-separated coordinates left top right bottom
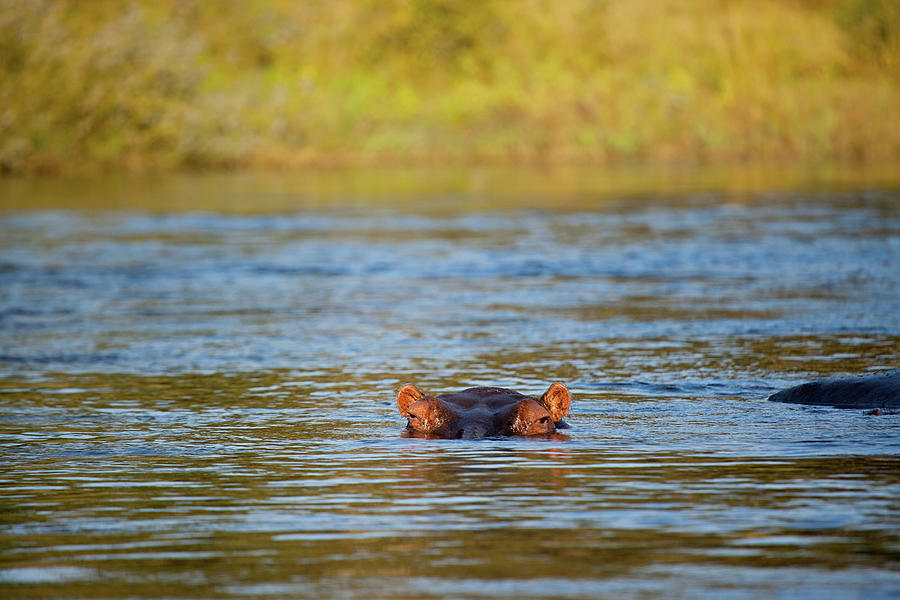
(768, 369, 900, 410)
(397, 382, 571, 439)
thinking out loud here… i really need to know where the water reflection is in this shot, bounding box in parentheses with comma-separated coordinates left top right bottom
(1, 173, 899, 598)
(2, 369, 898, 598)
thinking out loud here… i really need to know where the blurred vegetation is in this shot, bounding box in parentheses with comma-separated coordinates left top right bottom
(1, 0, 899, 174)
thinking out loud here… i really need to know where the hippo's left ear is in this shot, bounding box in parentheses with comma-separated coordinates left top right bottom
(539, 382, 571, 422)
(397, 384, 426, 417)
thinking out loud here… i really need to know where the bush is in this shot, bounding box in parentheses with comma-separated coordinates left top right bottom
(1, 0, 898, 173)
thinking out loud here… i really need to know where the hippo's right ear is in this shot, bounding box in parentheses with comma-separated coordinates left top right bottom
(397, 384, 426, 416)
(540, 382, 571, 422)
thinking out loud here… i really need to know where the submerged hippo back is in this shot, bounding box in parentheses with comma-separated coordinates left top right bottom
(769, 370, 900, 409)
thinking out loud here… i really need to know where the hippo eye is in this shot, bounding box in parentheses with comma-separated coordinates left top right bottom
(521, 414, 555, 436)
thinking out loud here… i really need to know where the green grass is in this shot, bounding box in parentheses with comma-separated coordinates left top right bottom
(2, 0, 899, 174)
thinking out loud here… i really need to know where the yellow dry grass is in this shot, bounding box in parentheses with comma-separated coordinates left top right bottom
(1, 0, 898, 174)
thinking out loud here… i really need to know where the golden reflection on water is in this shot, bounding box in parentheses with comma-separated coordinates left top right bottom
(1, 169, 899, 598)
(2, 369, 899, 598)
(2, 164, 899, 214)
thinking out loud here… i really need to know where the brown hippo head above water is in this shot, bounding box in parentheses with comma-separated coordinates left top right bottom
(397, 382, 571, 439)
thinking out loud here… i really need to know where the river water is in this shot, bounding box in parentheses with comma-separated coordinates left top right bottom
(1, 169, 898, 599)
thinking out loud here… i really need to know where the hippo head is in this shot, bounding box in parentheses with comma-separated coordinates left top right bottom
(397, 383, 571, 439)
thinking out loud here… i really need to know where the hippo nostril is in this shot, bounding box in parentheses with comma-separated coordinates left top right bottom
(455, 429, 463, 439)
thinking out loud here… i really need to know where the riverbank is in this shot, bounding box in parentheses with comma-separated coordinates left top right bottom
(2, 0, 899, 175)
(3, 164, 899, 215)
